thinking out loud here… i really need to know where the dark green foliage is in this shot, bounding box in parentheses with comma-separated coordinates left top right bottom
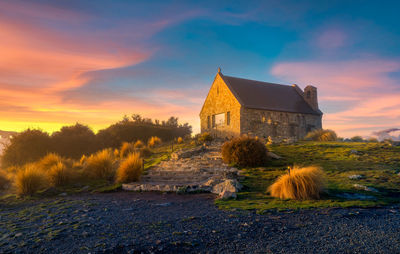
(221, 136, 268, 167)
(51, 123, 98, 159)
(351, 136, 364, 142)
(1, 129, 52, 167)
(304, 129, 337, 141)
(197, 132, 213, 143)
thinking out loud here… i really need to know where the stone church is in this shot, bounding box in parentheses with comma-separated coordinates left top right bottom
(200, 68, 323, 141)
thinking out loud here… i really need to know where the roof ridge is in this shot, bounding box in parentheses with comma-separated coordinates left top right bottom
(223, 75, 290, 88)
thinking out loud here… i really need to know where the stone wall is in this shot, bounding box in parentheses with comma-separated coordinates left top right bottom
(240, 108, 322, 141)
(200, 73, 241, 138)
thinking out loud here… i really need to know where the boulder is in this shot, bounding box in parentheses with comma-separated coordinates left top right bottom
(267, 151, 282, 159)
(212, 179, 242, 198)
(353, 184, 379, 192)
(348, 174, 364, 180)
(219, 190, 237, 199)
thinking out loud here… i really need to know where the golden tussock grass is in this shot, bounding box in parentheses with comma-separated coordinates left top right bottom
(84, 149, 116, 181)
(268, 166, 325, 200)
(148, 136, 161, 148)
(134, 140, 144, 149)
(116, 152, 143, 183)
(15, 164, 46, 196)
(177, 137, 183, 144)
(48, 162, 72, 187)
(37, 153, 63, 171)
(120, 142, 135, 158)
(304, 129, 337, 141)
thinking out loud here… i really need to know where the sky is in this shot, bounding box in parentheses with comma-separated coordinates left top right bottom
(1, 0, 400, 138)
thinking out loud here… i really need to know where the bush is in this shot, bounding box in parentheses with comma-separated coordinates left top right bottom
(368, 137, 379, 142)
(15, 164, 46, 196)
(304, 129, 337, 141)
(134, 140, 144, 149)
(268, 166, 325, 200)
(1, 129, 52, 168)
(0, 170, 11, 190)
(37, 153, 63, 171)
(177, 137, 183, 144)
(48, 162, 72, 187)
(148, 136, 162, 148)
(84, 149, 116, 181)
(198, 132, 213, 143)
(351, 136, 364, 142)
(120, 142, 135, 158)
(221, 136, 268, 167)
(116, 153, 143, 183)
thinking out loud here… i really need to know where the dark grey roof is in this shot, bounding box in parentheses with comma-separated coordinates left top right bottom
(221, 74, 321, 115)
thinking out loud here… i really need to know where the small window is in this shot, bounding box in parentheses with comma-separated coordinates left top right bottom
(272, 122, 278, 137)
(290, 124, 296, 137)
(227, 112, 230, 125)
(212, 115, 216, 127)
(207, 116, 210, 129)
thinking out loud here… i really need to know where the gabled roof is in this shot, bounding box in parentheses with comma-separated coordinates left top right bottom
(220, 74, 322, 115)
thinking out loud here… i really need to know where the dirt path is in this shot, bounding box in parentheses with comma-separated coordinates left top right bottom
(1, 192, 399, 253)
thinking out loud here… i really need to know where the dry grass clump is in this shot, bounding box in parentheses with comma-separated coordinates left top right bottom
(84, 149, 116, 181)
(268, 166, 325, 200)
(116, 152, 143, 183)
(15, 164, 46, 196)
(48, 162, 72, 187)
(148, 136, 162, 148)
(221, 136, 268, 167)
(198, 132, 213, 143)
(37, 153, 63, 170)
(134, 140, 144, 149)
(177, 137, 183, 144)
(120, 142, 135, 158)
(305, 129, 337, 141)
(0, 170, 11, 190)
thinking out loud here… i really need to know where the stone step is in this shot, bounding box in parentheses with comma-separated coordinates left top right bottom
(140, 175, 212, 183)
(122, 182, 211, 192)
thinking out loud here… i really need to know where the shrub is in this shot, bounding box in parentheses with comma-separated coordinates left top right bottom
(37, 153, 63, 171)
(116, 153, 143, 183)
(0, 170, 11, 190)
(351, 136, 364, 142)
(15, 164, 46, 196)
(304, 129, 337, 141)
(120, 142, 135, 158)
(148, 136, 162, 148)
(139, 147, 152, 158)
(84, 149, 116, 181)
(198, 132, 213, 143)
(134, 140, 144, 149)
(1, 129, 52, 168)
(368, 137, 379, 142)
(268, 166, 325, 200)
(48, 162, 72, 187)
(221, 136, 268, 167)
(177, 137, 183, 144)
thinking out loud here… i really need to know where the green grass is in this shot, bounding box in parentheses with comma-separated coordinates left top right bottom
(216, 141, 400, 213)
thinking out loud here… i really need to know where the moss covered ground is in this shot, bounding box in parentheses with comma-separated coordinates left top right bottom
(216, 141, 400, 213)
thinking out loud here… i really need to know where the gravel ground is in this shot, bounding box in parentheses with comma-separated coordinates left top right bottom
(1, 192, 400, 253)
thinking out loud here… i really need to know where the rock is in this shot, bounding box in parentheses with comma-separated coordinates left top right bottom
(348, 174, 364, 180)
(154, 202, 171, 207)
(81, 186, 90, 191)
(171, 146, 206, 160)
(59, 192, 68, 197)
(349, 150, 363, 155)
(219, 190, 237, 199)
(353, 184, 379, 192)
(267, 151, 282, 159)
(212, 179, 242, 198)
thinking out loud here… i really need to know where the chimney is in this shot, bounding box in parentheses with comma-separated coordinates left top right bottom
(303, 85, 319, 111)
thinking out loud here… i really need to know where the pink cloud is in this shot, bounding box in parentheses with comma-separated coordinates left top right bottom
(317, 29, 347, 49)
(270, 58, 400, 137)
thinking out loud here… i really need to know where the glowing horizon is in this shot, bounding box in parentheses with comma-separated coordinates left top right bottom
(1, 1, 400, 138)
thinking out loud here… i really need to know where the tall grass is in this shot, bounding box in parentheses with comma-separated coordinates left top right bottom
(15, 164, 46, 196)
(120, 142, 135, 158)
(84, 149, 116, 181)
(304, 129, 337, 141)
(116, 152, 143, 183)
(134, 140, 144, 149)
(148, 136, 161, 148)
(48, 162, 72, 187)
(177, 137, 183, 144)
(37, 153, 63, 170)
(268, 166, 325, 200)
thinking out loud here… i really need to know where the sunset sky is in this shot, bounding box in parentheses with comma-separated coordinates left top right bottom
(1, 0, 400, 137)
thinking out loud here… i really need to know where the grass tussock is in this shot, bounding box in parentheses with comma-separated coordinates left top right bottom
(177, 137, 183, 144)
(120, 142, 135, 158)
(305, 129, 337, 141)
(48, 162, 72, 187)
(15, 164, 46, 196)
(148, 136, 162, 148)
(37, 153, 63, 170)
(134, 140, 144, 149)
(84, 149, 116, 181)
(268, 166, 325, 200)
(221, 136, 268, 167)
(0, 170, 11, 190)
(116, 152, 143, 183)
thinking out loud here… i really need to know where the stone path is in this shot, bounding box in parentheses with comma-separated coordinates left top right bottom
(122, 143, 241, 197)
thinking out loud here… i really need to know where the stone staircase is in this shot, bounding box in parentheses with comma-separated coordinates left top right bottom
(122, 143, 240, 195)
